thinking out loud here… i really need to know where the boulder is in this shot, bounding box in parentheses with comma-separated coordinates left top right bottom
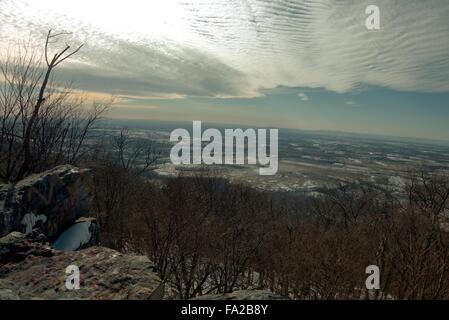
(0, 230, 54, 264)
(0, 232, 164, 300)
(52, 217, 100, 251)
(0, 165, 93, 241)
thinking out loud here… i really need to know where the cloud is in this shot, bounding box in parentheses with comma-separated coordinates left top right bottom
(345, 100, 358, 107)
(1, 0, 449, 99)
(297, 93, 309, 101)
(58, 38, 257, 98)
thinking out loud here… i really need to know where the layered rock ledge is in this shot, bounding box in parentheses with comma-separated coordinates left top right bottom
(0, 232, 164, 300)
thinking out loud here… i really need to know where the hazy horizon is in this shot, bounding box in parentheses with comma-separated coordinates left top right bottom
(99, 117, 449, 146)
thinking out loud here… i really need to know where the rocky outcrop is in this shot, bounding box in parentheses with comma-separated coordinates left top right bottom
(191, 290, 286, 300)
(0, 231, 53, 264)
(0, 166, 163, 300)
(0, 232, 164, 300)
(0, 165, 93, 241)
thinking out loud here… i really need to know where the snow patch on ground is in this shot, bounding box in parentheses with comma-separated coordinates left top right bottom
(389, 176, 408, 190)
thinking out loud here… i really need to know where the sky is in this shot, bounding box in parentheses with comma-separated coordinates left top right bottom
(1, 0, 449, 141)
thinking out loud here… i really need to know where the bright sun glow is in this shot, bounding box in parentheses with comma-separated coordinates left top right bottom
(21, 0, 191, 43)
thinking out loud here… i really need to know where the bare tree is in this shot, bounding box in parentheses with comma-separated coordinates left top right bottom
(112, 127, 161, 175)
(0, 30, 108, 182)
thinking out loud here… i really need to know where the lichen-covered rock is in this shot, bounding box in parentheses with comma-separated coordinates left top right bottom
(191, 290, 286, 300)
(0, 284, 20, 300)
(53, 217, 100, 251)
(0, 232, 163, 300)
(0, 165, 93, 241)
(0, 231, 54, 264)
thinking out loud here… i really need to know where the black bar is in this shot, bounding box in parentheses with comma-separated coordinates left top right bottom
(0, 300, 443, 319)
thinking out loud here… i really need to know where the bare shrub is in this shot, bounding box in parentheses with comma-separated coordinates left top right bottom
(92, 154, 449, 300)
(0, 30, 107, 182)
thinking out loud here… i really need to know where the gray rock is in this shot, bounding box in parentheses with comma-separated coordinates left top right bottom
(0, 279, 20, 300)
(0, 232, 163, 300)
(0, 289, 20, 300)
(0, 230, 54, 264)
(0, 165, 93, 241)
